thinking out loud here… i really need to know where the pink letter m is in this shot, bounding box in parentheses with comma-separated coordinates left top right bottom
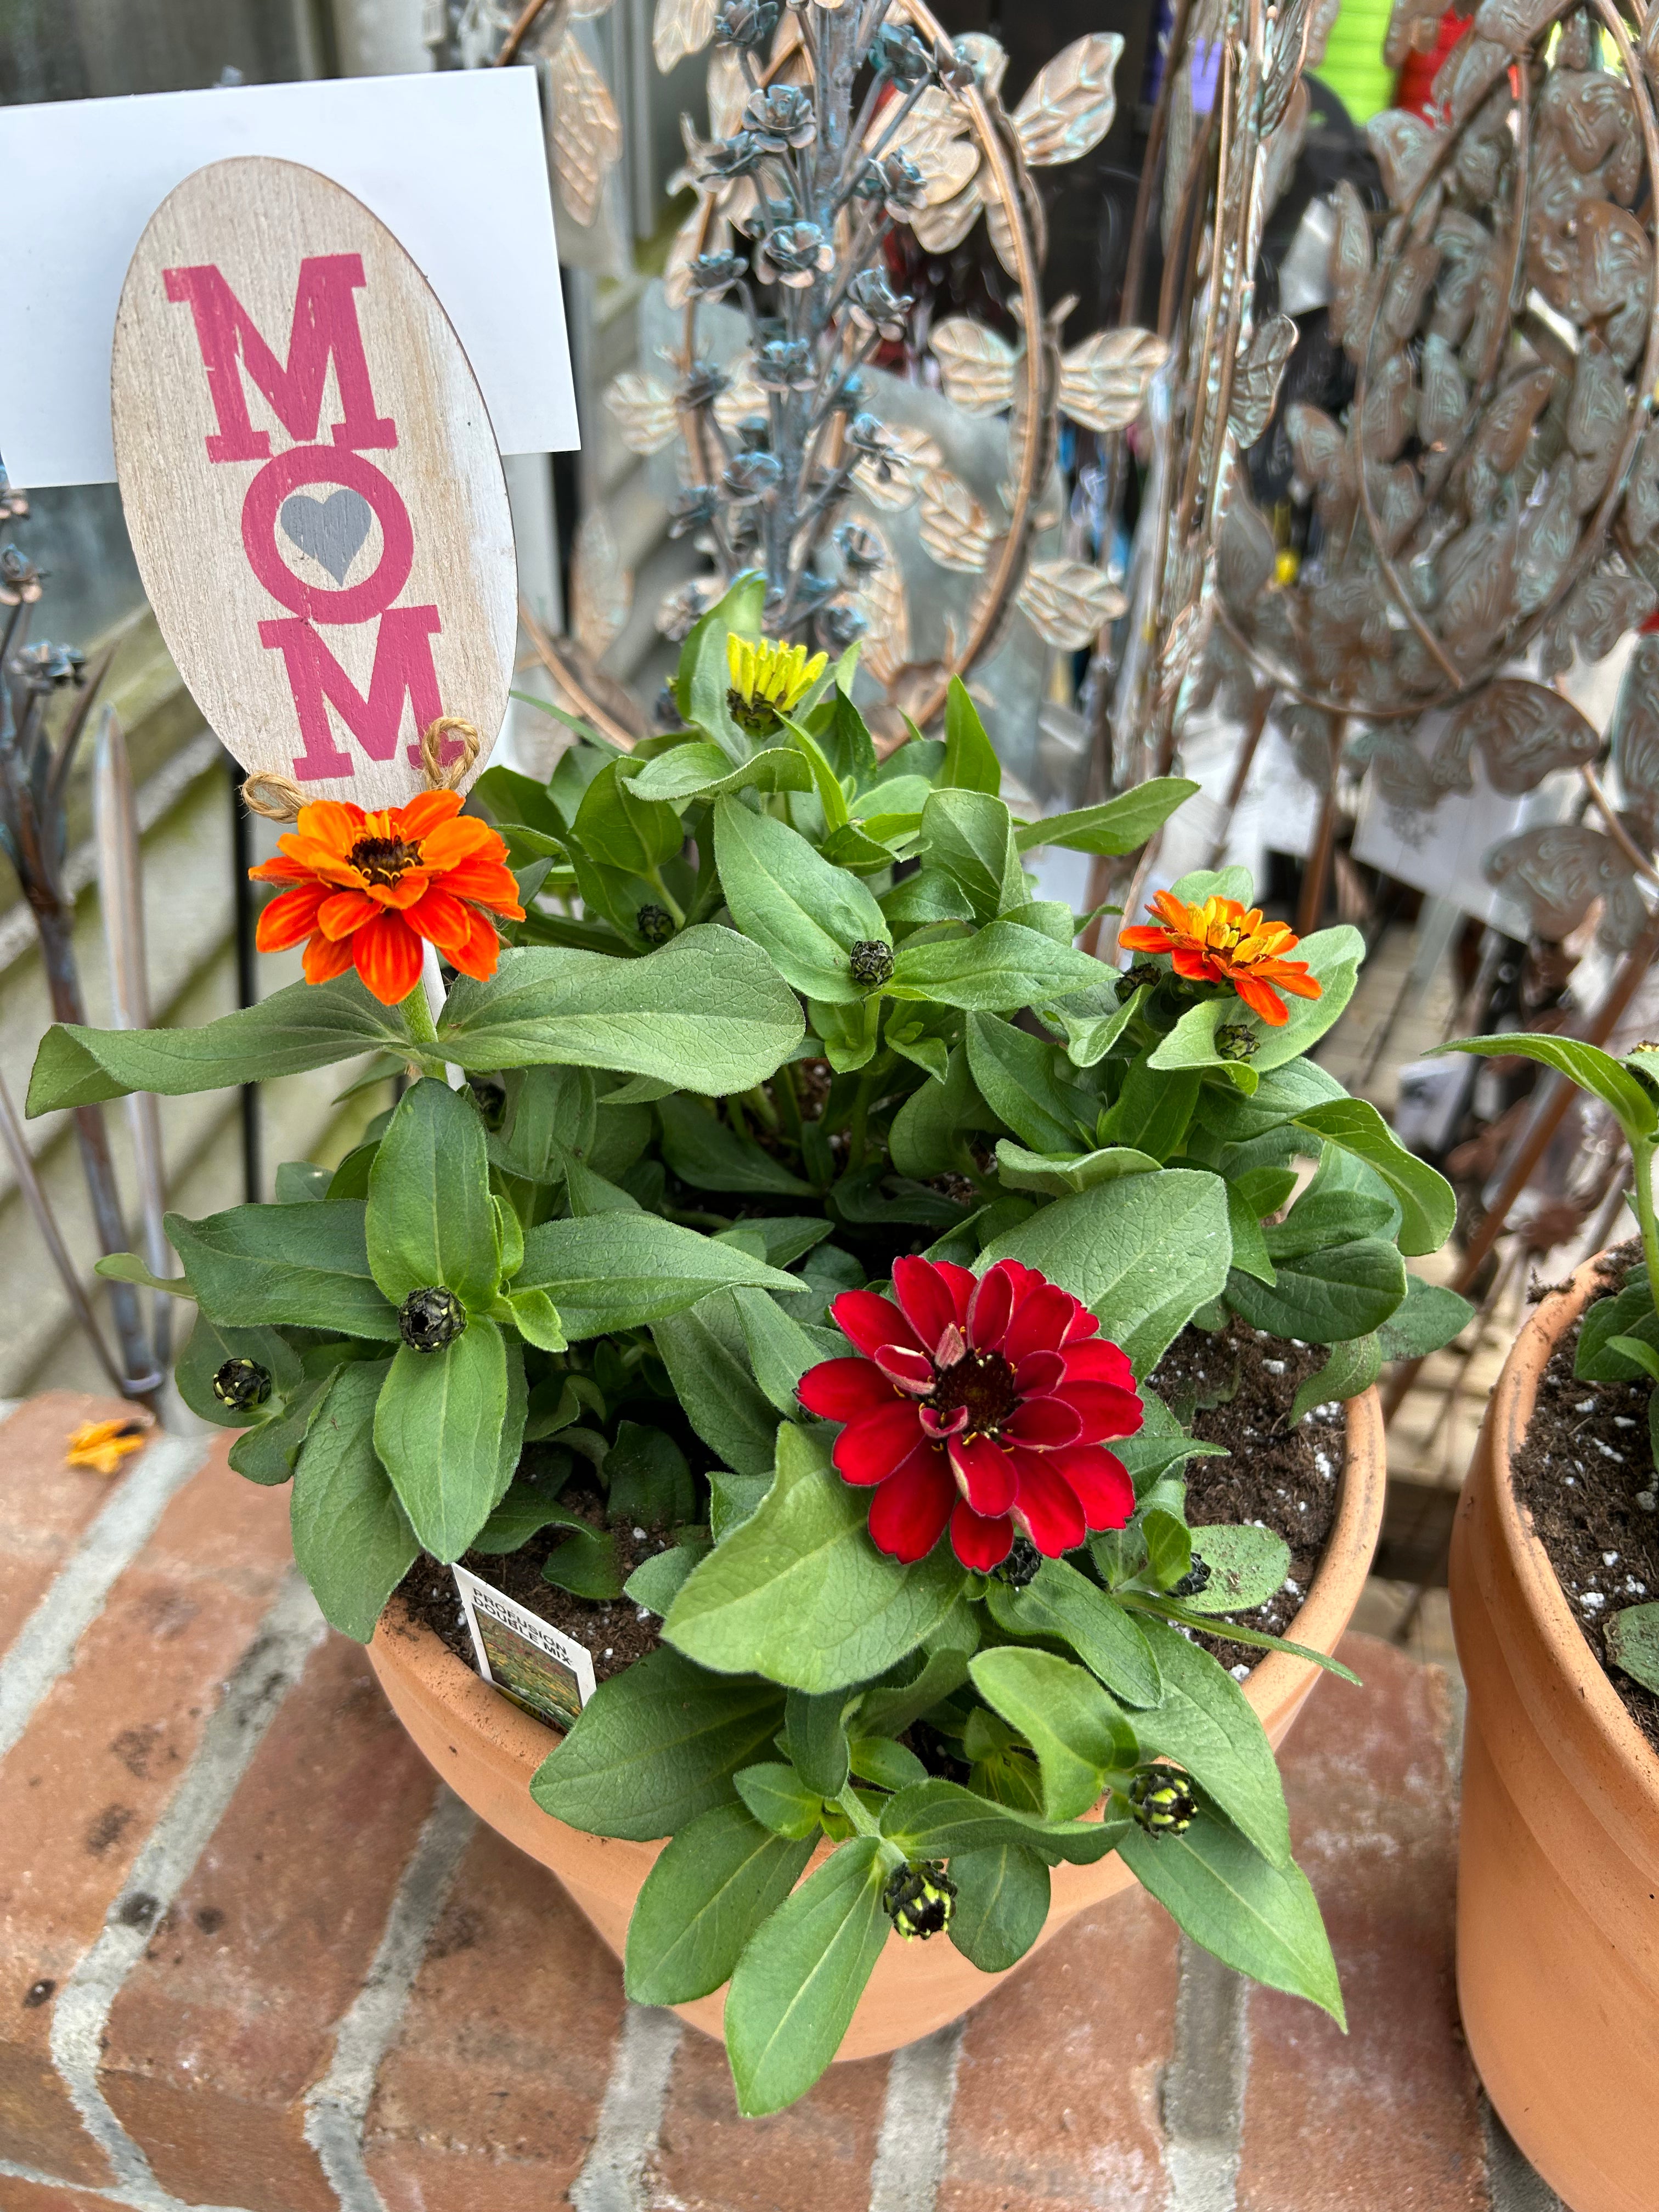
(259, 608, 444, 781)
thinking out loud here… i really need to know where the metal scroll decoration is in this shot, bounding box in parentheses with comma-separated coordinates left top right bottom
(1188, 0, 1659, 947)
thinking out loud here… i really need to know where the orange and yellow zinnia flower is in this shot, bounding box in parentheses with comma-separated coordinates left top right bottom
(250, 789, 524, 1007)
(65, 1417, 150, 1475)
(1119, 891, 1321, 1028)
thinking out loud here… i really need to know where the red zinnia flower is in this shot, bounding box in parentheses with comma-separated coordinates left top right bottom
(250, 789, 524, 1007)
(797, 1256, 1143, 1571)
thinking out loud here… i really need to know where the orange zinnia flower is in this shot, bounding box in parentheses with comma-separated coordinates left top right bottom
(251, 790, 524, 1007)
(1119, 891, 1321, 1027)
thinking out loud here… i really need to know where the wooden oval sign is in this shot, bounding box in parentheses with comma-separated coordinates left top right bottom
(111, 155, 516, 810)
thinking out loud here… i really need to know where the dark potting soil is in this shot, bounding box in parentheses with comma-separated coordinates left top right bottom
(1510, 1253, 1659, 1753)
(1148, 1319, 1344, 1677)
(392, 1323, 1343, 1702)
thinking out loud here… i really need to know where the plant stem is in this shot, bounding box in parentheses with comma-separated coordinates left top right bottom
(397, 981, 445, 1075)
(835, 1784, 879, 1837)
(1633, 1136, 1659, 1314)
(647, 868, 686, 927)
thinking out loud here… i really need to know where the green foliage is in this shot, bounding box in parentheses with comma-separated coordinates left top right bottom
(625, 1803, 815, 2004)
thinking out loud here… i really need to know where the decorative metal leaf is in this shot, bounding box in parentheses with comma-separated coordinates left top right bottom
(931, 319, 1019, 416)
(548, 33, 623, 228)
(909, 136, 979, 208)
(656, 576, 718, 640)
(1229, 314, 1296, 450)
(665, 202, 726, 309)
(1541, 563, 1657, 679)
(1484, 823, 1641, 949)
(1358, 347, 1415, 464)
(1626, 422, 1659, 549)
(854, 426, 943, 512)
(854, 522, 910, 687)
(1058, 329, 1169, 433)
(605, 371, 678, 456)
(1012, 33, 1124, 167)
(1261, 0, 1312, 133)
(1365, 460, 1423, 555)
(1328, 180, 1374, 361)
(706, 46, 746, 140)
(654, 0, 716, 72)
(1348, 724, 1444, 810)
(911, 184, 983, 254)
(1611, 634, 1659, 839)
(986, 184, 1018, 279)
(1017, 558, 1127, 649)
(712, 353, 767, 436)
(1438, 509, 1517, 657)
(1473, 0, 1569, 57)
(1514, 466, 1578, 616)
(1285, 401, 1356, 534)
(1432, 680, 1601, 798)
(1255, 82, 1310, 229)
(918, 470, 995, 572)
(1417, 333, 1468, 472)
(1472, 368, 1556, 479)
(953, 32, 1008, 97)
(1575, 199, 1650, 319)
(572, 508, 632, 661)
(1367, 108, 1437, 206)
(1217, 492, 1277, 610)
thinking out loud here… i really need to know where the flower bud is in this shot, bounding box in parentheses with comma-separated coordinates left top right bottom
(467, 1076, 507, 1130)
(883, 1860, 957, 1939)
(398, 1286, 466, 1355)
(637, 903, 676, 946)
(849, 939, 894, 988)
(1170, 1554, 1211, 1598)
(991, 1533, 1042, 1588)
(1215, 1023, 1259, 1062)
(212, 1358, 273, 1412)
(1128, 1764, 1197, 1837)
(1118, 961, 1164, 1001)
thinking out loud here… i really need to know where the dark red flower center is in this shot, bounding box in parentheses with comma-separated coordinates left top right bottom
(349, 834, 422, 888)
(927, 1350, 1019, 1436)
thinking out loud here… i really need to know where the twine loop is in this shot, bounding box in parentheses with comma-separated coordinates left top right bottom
(239, 718, 482, 822)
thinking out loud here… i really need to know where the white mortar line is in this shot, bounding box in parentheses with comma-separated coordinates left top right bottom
(48, 1569, 326, 2206)
(1163, 1937, 1250, 2212)
(569, 2002, 687, 2212)
(0, 1432, 208, 1766)
(0, 2151, 255, 2212)
(303, 1785, 478, 2212)
(1483, 2097, 1567, 2211)
(867, 2019, 966, 2212)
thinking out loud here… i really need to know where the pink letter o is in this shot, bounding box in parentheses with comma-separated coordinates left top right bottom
(241, 447, 414, 625)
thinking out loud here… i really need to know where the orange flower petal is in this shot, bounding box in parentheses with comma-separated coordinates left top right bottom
(406, 884, 473, 955)
(419, 814, 501, 871)
(302, 930, 357, 984)
(352, 912, 424, 1005)
(397, 788, 464, 839)
(1118, 925, 1172, 953)
(1233, 972, 1289, 1025)
(248, 852, 314, 884)
(447, 905, 504, 982)
(1262, 961, 1321, 1000)
(437, 855, 524, 916)
(373, 869, 432, 910)
(292, 799, 365, 851)
(318, 888, 380, 940)
(1171, 945, 1223, 982)
(256, 881, 329, 952)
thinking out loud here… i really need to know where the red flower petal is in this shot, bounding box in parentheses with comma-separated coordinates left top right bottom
(1062, 1305, 1100, 1344)
(797, 1357, 893, 1421)
(966, 1261, 1016, 1352)
(1054, 1381, 1146, 1444)
(919, 1401, 968, 1439)
(950, 1498, 1013, 1571)
(868, 1446, 955, 1561)
(1233, 971, 1289, 1025)
(891, 1255, 972, 1353)
(1171, 945, 1224, 982)
(874, 1344, 936, 1396)
(1002, 1282, 1075, 1363)
(445, 903, 505, 983)
(1047, 1445, 1134, 1531)
(301, 930, 356, 984)
(1118, 924, 1173, 953)
(833, 1398, 926, 1485)
(351, 912, 424, 1005)
(1007, 1395, 1084, 1448)
(1062, 1338, 1136, 1391)
(255, 880, 329, 952)
(1009, 1452, 1087, 1556)
(317, 888, 380, 941)
(1013, 1348, 1067, 1396)
(946, 1431, 1018, 1516)
(831, 1289, 925, 1361)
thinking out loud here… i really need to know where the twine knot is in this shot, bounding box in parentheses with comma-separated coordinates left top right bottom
(239, 718, 482, 821)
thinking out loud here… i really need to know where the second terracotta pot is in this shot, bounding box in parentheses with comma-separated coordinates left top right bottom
(369, 1385, 1386, 2061)
(1451, 1255, 1659, 2212)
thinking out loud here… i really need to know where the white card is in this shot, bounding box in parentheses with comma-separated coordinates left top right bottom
(0, 69, 575, 487)
(453, 1565, 596, 1729)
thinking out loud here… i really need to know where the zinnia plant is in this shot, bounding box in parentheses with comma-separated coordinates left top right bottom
(29, 573, 1470, 2115)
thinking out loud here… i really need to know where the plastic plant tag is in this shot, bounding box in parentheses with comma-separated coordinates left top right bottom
(453, 1564, 595, 1728)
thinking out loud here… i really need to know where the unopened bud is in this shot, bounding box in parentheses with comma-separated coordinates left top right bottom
(883, 1860, 957, 1939)
(212, 1358, 272, 1412)
(398, 1286, 466, 1354)
(1128, 1764, 1197, 1837)
(849, 938, 894, 987)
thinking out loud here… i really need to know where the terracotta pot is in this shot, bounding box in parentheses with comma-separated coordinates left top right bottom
(368, 1385, 1386, 2061)
(1451, 1256, 1659, 2212)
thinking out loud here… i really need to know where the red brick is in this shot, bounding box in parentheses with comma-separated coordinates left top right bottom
(940, 1886, 1178, 2212)
(364, 1826, 628, 2211)
(1235, 1632, 1486, 2212)
(648, 2025, 888, 2212)
(100, 1633, 441, 2212)
(0, 2177, 117, 2211)
(0, 1436, 293, 2185)
(0, 1393, 155, 1655)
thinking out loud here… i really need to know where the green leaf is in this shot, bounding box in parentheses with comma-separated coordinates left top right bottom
(624, 1541, 708, 1618)
(993, 1142, 1160, 1196)
(1141, 1506, 1193, 1590)
(848, 1736, 927, 1791)
(1046, 983, 1143, 1069)
(653, 1291, 782, 1477)
(725, 1837, 891, 2116)
(1224, 1180, 1276, 1285)
(969, 1646, 1137, 1820)
(1576, 1282, 1659, 1380)
(1375, 1274, 1475, 1361)
(663, 1424, 966, 1690)
(96, 1251, 191, 1296)
(174, 1316, 303, 1430)
(880, 867, 977, 930)
(657, 1093, 814, 1196)
(167, 1203, 397, 1339)
(1099, 1057, 1200, 1160)
(500, 1286, 567, 1352)
(786, 1688, 856, 1796)
(289, 1362, 416, 1642)
(1119, 1807, 1343, 2024)
(981, 1170, 1232, 1376)
(516, 1212, 802, 1338)
(889, 1046, 993, 1178)
(437, 929, 805, 1096)
(1608, 1333, 1659, 1383)
(1288, 1098, 1454, 1257)
(966, 1013, 1092, 1153)
(366, 1079, 499, 1309)
(854, 1641, 977, 1740)
(714, 1215, 835, 1269)
(531, 1646, 784, 1840)
(1131, 1619, 1291, 1865)
(710, 1469, 773, 1542)
(733, 1287, 827, 1414)
(1263, 1186, 1396, 1261)
(1606, 1601, 1659, 1693)
(632, 741, 814, 805)
(1195, 1059, 1348, 1144)
(1437, 1032, 1659, 1142)
(26, 975, 413, 1112)
(946, 1845, 1051, 1972)
(541, 1523, 624, 1599)
(1286, 1335, 1381, 1425)
(373, 1319, 509, 1562)
(625, 1803, 815, 2005)
(228, 1374, 333, 1484)
(919, 788, 1022, 921)
(878, 1777, 1130, 1866)
(573, 757, 684, 872)
(1014, 778, 1198, 856)
(473, 1476, 578, 1553)
(1226, 1238, 1406, 1345)
(1148, 926, 1365, 1077)
(778, 714, 851, 831)
(714, 797, 889, 1003)
(1179, 1525, 1293, 1613)
(941, 675, 1002, 794)
(735, 1760, 825, 1839)
(985, 1556, 1161, 1706)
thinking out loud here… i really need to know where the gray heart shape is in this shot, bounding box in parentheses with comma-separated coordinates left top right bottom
(279, 487, 374, 585)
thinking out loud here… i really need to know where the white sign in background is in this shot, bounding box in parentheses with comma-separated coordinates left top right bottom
(0, 69, 577, 487)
